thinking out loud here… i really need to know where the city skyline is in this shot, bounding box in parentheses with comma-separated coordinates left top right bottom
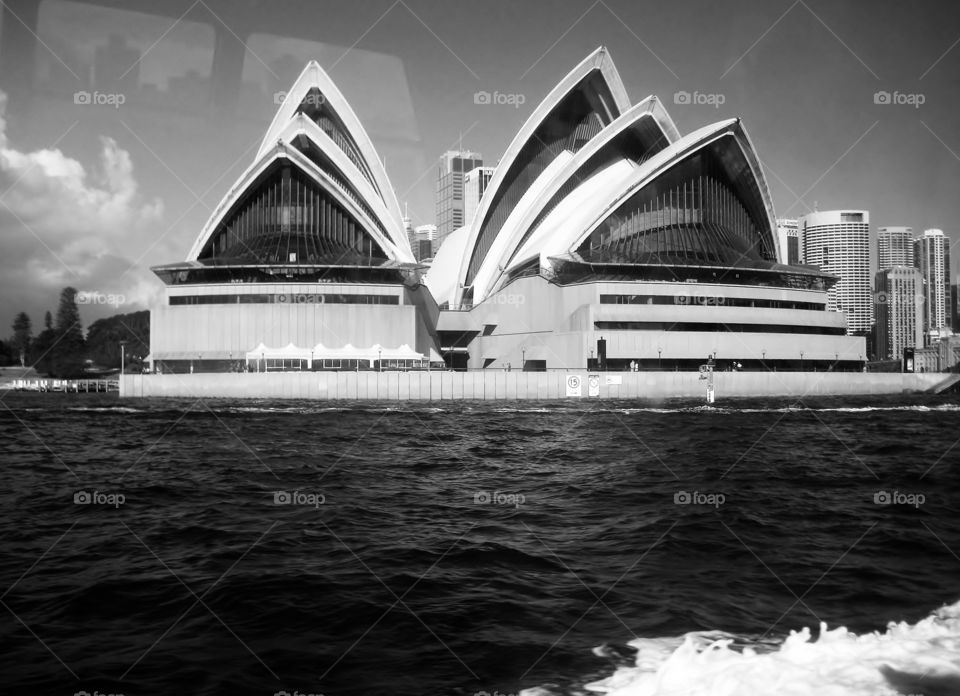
(1, 0, 960, 328)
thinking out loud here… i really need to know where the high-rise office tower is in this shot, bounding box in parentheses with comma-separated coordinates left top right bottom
(952, 280, 960, 332)
(914, 228, 952, 341)
(413, 224, 438, 262)
(877, 226, 914, 270)
(464, 166, 495, 229)
(799, 210, 872, 334)
(436, 150, 483, 243)
(776, 218, 801, 265)
(874, 266, 924, 360)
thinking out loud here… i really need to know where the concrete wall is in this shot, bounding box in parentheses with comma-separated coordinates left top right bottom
(462, 275, 867, 369)
(151, 298, 419, 360)
(121, 370, 948, 400)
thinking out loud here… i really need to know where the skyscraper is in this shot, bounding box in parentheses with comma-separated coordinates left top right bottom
(914, 229, 952, 341)
(952, 280, 960, 332)
(464, 166, 495, 229)
(874, 266, 924, 360)
(413, 224, 438, 262)
(776, 218, 801, 265)
(877, 226, 914, 270)
(799, 210, 872, 334)
(436, 150, 483, 243)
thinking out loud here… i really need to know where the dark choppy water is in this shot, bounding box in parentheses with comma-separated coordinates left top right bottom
(1, 392, 959, 696)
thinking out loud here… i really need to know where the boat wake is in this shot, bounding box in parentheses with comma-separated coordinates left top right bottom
(538, 599, 960, 696)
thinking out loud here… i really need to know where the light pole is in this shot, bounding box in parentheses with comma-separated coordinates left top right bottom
(378, 349, 382, 372)
(761, 349, 766, 371)
(657, 345, 662, 370)
(800, 351, 804, 372)
(310, 349, 314, 372)
(119, 340, 127, 375)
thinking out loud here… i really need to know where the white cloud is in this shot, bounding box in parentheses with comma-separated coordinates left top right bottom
(0, 89, 164, 329)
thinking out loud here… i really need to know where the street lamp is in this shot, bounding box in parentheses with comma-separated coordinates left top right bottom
(800, 351, 804, 372)
(119, 340, 128, 375)
(378, 348, 382, 372)
(657, 345, 662, 370)
(761, 349, 766, 370)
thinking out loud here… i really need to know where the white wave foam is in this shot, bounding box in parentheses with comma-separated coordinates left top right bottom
(602, 404, 960, 415)
(561, 599, 960, 696)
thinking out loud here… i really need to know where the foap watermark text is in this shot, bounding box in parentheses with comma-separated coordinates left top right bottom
(474, 490, 526, 508)
(274, 490, 325, 508)
(474, 91, 526, 108)
(73, 90, 125, 108)
(674, 490, 725, 508)
(74, 490, 126, 508)
(874, 90, 924, 108)
(674, 90, 725, 108)
(874, 490, 925, 508)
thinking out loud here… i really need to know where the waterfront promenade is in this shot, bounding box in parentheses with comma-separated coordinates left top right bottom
(120, 370, 954, 401)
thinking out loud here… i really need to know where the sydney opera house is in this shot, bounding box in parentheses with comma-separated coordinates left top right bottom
(149, 48, 866, 374)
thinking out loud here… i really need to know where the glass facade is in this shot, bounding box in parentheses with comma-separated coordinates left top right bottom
(599, 294, 826, 311)
(577, 141, 776, 267)
(593, 321, 845, 335)
(296, 86, 379, 194)
(551, 259, 833, 291)
(169, 293, 400, 305)
(198, 162, 386, 265)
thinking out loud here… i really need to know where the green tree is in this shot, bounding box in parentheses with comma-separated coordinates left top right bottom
(11, 312, 32, 367)
(30, 325, 57, 375)
(0, 340, 14, 366)
(86, 310, 150, 370)
(50, 287, 86, 377)
(29, 309, 57, 375)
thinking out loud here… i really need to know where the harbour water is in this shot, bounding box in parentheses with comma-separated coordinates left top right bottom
(1, 393, 958, 695)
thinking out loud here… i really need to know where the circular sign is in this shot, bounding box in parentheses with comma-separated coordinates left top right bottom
(567, 375, 581, 389)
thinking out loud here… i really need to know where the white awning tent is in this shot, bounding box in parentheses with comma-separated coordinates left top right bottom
(245, 342, 309, 361)
(244, 342, 431, 367)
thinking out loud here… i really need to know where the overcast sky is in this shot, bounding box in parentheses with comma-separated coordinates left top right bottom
(1, 0, 958, 331)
